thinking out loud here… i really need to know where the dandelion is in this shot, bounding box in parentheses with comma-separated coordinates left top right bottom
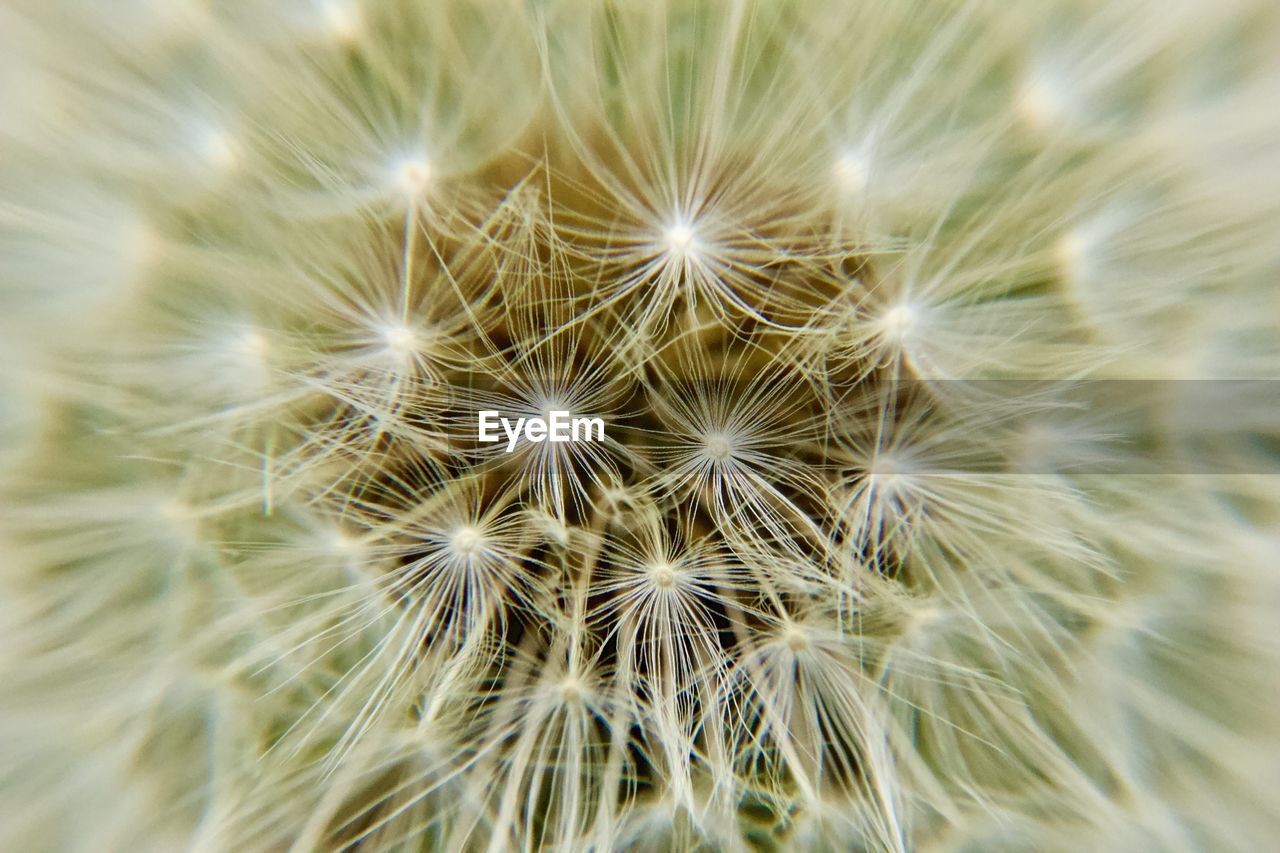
(2, 0, 1279, 850)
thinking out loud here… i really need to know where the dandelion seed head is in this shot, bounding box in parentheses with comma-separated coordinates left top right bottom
(7, 2, 1280, 850)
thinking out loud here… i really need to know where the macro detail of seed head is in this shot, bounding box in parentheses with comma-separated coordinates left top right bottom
(2, 1, 1280, 851)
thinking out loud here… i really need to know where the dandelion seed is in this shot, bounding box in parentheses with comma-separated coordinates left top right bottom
(378, 322, 418, 356)
(877, 303, 917, 344)
(5, 1, 1279, 849)
(323, 528, 361, 558)
(448, 525, 483, 558)
(394, 158, 432, 198)
(702, 432, 733, 461)
(648, 560, 676, 589)
(834, 149, 869, 195)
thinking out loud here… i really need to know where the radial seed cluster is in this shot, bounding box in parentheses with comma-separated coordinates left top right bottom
(2, 1, 1280, 851)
